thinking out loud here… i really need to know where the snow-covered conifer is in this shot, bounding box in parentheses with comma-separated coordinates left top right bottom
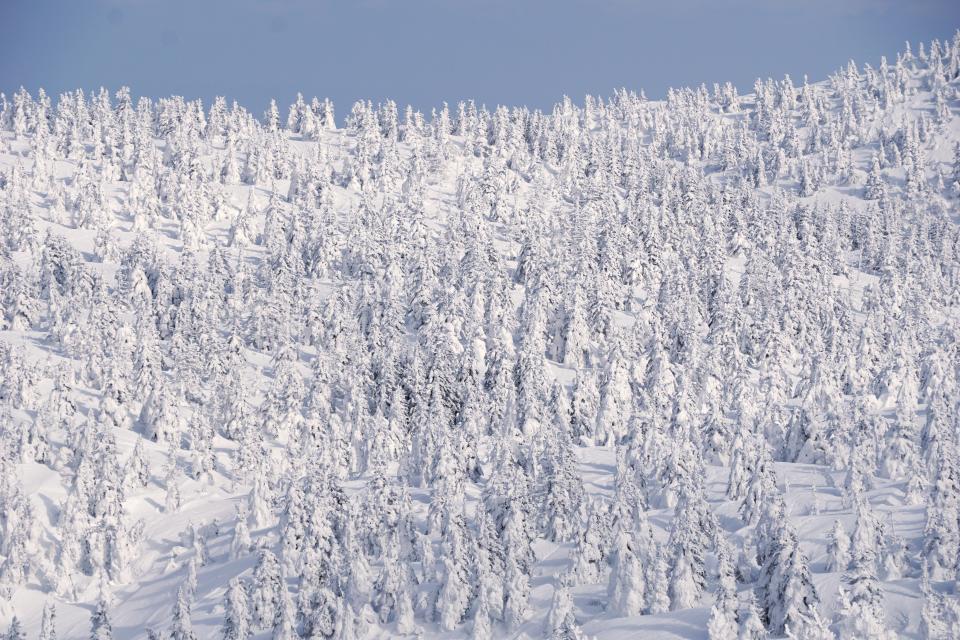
(222, 577, 252, 640)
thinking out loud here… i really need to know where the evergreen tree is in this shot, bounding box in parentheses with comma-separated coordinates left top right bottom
(230, 504, 252, 560)
(839, 555, 891, 639)
(737, 593, 767, 640)
(222, 577, 252, 640)
(40, 601, 57, 640)
(755, 507, 820, 636)
(170, 583, 197, 640)
(470, 581, 493, 640)
(90, 596, 113, 640)
(608, 529, 645, 616)
(5, 617, 25, 640)
(249, 549, 284, 629)
(547, 574, 585, 639)
(825, 520, 850, 573)
(707, 540, 739, 640)
(271, 581, 296, 640)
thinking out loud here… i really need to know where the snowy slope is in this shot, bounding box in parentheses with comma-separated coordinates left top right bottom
(0, 34, 959, 640)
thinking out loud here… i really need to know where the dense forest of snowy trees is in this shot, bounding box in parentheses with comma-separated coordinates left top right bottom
(0, 32, 959, 639)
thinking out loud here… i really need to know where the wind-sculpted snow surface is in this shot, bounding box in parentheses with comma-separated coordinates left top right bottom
(1, 34, 960, 640)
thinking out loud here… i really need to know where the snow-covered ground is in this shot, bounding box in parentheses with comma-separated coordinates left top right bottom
(0, 34, 959, 640)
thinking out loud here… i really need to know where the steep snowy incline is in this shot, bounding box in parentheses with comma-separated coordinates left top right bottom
(0, 35, 959, 640)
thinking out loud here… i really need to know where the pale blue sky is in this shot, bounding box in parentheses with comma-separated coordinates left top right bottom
(1, 0, 958, 118)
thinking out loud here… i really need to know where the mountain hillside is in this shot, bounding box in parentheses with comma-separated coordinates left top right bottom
(1, 33, 959, 640)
